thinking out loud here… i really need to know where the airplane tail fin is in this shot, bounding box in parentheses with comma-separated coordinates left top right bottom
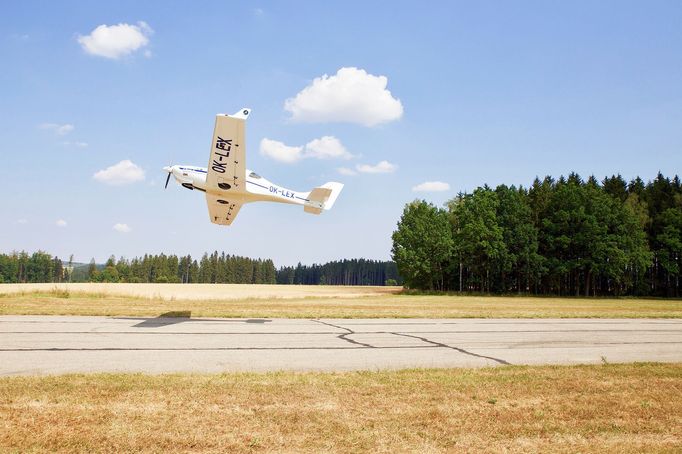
(304, 182, 344, 215)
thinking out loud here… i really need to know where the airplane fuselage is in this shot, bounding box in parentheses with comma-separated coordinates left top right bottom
(168, 165, 311, 207)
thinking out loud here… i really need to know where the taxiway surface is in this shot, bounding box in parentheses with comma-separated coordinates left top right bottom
(1, 316, 680, 375)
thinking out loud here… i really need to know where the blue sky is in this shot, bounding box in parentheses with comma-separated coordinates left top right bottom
(1, 1, 681, 266)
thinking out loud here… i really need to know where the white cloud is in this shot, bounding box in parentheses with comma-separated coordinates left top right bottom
(284, 67, 403, 126)
(77, 21, 152, 59)
(260, 136, 352, 163)
(254, 8, 264, 15)
(40, 123, 74, 135)
(412, 181, 451, 192)
(113, 223, 132, 233)
(63, 141, 88, 148)
(356, 160, 397, 174)
(303, 136, 353, 160)
(260, 138, 303, 163)
(56, 219, 67, 227)
(16, 219, 28, 224)
(337, 167, 358, 176)
(93, 160, 145, 185)
(10, 33, 30, 41)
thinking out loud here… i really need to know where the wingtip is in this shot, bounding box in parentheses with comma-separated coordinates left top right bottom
(231, 108, 251, 119)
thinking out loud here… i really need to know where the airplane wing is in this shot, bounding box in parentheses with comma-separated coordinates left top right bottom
(206, 110, 249, 194)
(205, 109, 250, 226)
(206, 193, 243, 226)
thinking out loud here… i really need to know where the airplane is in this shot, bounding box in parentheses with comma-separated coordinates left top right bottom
(163, 108, 344, 226)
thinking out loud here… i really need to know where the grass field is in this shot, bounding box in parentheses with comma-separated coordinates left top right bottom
(1, 284, 681, 318)
(1, 364, 680, 453)
(0, 283, 400, 300)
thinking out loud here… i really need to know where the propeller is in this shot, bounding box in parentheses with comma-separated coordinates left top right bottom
(162, 165, 173, 189)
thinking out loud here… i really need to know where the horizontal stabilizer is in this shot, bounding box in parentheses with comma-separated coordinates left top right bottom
(304, 205, 323, 215)
(305, 187, 332, 215)
(303, 182, 343, 215)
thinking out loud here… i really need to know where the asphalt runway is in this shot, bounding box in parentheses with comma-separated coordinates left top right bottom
(1, 316, 681, 375)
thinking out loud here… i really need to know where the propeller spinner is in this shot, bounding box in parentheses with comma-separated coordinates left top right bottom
(163, 166, 173, 189)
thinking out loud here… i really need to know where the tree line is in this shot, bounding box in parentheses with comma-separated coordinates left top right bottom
(84, 253, 278, 284)
(276, 259, 402, 286)
(0, 251, 66, 283)
(392, 173, 682, 297)
(0, 251, 401, 286)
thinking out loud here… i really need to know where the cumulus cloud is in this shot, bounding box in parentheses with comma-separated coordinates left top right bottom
(93, 160, 145, 185)
(303, 136, 353, 160)
(339, 161, 398, 175)
(284, 67, 403, 126)
(412, 181, 450, 192)
(260, 136, 352, 163)
(10, 33, 30, 42)
(259, 138, 303, 163)
(113, 223, 132, 233)
(337, 167, 358, 176)
(56, 219, 67, 227)
(40, 123, 74, 135)
(356, 160, 397, 174)
(62, 141, 88, 148)
(78, 21, 152, 59)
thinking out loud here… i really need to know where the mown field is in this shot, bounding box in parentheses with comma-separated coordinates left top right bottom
(1, 364, 680, 453)
(0, 283, 400, 300)
(1, 284, 681, 318)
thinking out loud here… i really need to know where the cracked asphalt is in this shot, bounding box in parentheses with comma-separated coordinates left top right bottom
(1, 316, 681, 375)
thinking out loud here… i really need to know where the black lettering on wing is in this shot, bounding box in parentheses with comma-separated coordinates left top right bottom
(216, 136, 232, 151)
(212, 160, 227, 173)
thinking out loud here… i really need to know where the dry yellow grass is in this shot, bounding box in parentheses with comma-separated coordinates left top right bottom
(0, 283, 401, 300)
(0, 364, 680, 453)
(1, 286, 681, 318)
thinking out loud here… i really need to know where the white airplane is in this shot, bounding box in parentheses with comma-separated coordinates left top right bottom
(163, 108, 344, 226)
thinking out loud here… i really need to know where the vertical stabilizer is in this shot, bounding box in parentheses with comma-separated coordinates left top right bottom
(320, 182, 343, 210)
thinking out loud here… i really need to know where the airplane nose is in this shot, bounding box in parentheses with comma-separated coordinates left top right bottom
(163, 166, 173, 173)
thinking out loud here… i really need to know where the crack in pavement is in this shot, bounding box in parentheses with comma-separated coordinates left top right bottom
(311, 320, 375, 348)
(391, 332, 512, 365)
(311, 320, 513, 364)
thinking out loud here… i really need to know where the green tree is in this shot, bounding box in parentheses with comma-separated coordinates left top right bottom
(494, 185, 542, 293)
(88, 258, 101, 282)
(100, 265, 120, 283)
(392, 200, 452, 290)
(449, 188, 506, 292)
(656, 208, 682, 296)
